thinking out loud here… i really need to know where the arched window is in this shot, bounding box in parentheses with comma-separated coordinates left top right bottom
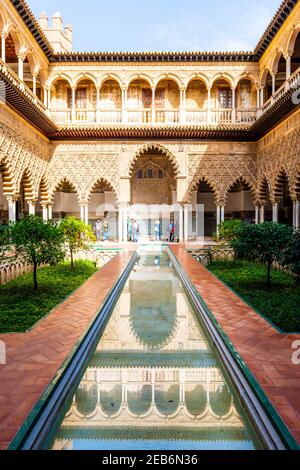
(137, 169, 143, 179)
(147, 168, 153, 178)
(158, 169, 163, 179)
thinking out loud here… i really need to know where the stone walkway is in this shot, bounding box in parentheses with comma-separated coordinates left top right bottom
(171, 245, 300, 446)
(0, 251, 134, 449)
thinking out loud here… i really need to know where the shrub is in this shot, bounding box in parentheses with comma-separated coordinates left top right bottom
(217, 219, 243, 243)
(231, 222, 293, 287)
(282, 230, 300, 281)
(10, 216, 65, 290)
(60, 216, 96, 269)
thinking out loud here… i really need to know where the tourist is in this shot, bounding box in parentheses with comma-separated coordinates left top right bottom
(169, 220, 175, 242)
(154, 220, 160, 241)
(95, 219, 102, 242)
(102, 218, 109, 241)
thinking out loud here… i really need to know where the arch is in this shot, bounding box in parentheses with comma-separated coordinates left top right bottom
(189, 176, 218, 197)
(126, 73, 154, 89)
(18, 168, 34, 200)
(50, 177, 80, 202)
(47, 73, 74, 90)
(75, 384, 97, 416)
(185, 73, 209, 90)
(127, 385, 152, 416)
(0, 10, 5, 31)
(0, 158, 14, 196)
(225, 176, 255, 197)
(271, 47, 285, 75)
(155, 384, 180, 416)
(234, 72, 258, 89)
(38, 175, 50, 203)
(128, 144, 180, 178)
(273, 168, 291, 201)
(287, 24, 300, 56)
(100, 73, 124, 89)
(86, 177, 118, 202)
(154, 73, 183, 89)
(258, 176, 271, 203)
(210, 73, 235, 89)
(259, 67, 272, 88)
(5, 24, 22, 56)
(73, 72, 98, 89)
(23, 48, 37, 76)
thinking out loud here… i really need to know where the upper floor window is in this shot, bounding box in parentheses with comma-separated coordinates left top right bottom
(147, 168, 153, 178)
(158, 169, 163, 179)
(137, 170, 143, 179)
(76, 88, 87, 109)
(218, 89, 232, 108)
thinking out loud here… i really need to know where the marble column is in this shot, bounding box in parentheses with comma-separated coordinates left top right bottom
(179, 205, 184, 243)
(255, 205, 259, 224)
(7, 196, 17, 222)
(272, 203, 278, 223)
(260, 204, 265, 223)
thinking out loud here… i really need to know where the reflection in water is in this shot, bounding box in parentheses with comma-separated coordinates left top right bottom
(51, 248, 261, 450)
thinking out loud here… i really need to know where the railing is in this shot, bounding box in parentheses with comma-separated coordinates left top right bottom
(51, 109, 72, 124)
(155, 109, 180, 124)
(127, 109, 152, 123)
(260, 66, 300, 116)
(236, 109, 257, 123)
(97, 109, 122, 123)
(74, 109, 97, 123)
(211, 108, 233, 124)
(185, 109, 208, 123)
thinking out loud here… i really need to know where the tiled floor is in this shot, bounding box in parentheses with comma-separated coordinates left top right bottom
(0, 251, 134, 450)
(171, 245, 300, 446)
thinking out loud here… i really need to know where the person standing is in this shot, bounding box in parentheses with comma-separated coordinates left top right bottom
(154, 220, 160, 241)
(102, 217, 109, 241)
(95, 220, 102, 242)
(169, 220, 175, 242)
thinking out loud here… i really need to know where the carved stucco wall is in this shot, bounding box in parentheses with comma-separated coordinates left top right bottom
(0, 105, 50, 199)
(1, 104, 300, 208)
(257, 109, 300, 202)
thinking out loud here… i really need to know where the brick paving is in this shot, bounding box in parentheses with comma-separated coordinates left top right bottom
(171, 245, 300, 446)
(0, 251, 134, 449)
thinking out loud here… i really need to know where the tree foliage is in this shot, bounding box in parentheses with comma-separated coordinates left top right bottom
(10, 216, 65, 290)
(230, 222, 293, 286)
(282, 230, 300, 281)
(60, 216, 96, 269)
(217, 219, 243, 243)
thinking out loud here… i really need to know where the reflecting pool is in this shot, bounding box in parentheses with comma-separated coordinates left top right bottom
(50, 247, 262, 450)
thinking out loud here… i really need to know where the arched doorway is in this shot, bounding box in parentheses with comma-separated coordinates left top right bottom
(226, 178, 255, 223)
(130, 147, 177, 241)
(88, 179, 118, 240)
(52, 179, 80, 219)
(196, 179, 216, 237)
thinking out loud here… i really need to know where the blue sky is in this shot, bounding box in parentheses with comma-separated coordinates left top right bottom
(28, 0, 280, 52)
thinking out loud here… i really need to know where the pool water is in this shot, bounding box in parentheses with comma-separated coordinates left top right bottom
(49, 247, 262, 450)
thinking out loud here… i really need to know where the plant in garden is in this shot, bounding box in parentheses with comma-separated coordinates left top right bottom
(230, 222, 293, 287)
(10, 215, 65, 290)
(282, 229, 300, 281)
(217, 219, 243, 243)
(60, 216, 96, 269)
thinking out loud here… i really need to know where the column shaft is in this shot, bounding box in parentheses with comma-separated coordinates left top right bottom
(179, 205, 184, 243)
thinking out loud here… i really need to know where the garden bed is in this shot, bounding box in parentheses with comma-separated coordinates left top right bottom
(208, 260, 300, 332)
(0, 260, 97, 333)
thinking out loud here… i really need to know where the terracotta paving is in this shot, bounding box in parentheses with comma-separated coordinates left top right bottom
(171, 245, 300, 447)
(0, 251, 134, 450)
